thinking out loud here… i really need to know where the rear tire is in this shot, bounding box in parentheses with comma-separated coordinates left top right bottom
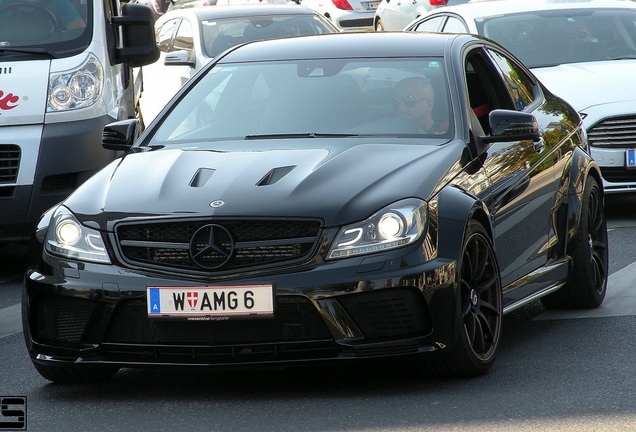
(33, 361, 119, 383)
(424, 220, 502, 377)
(541, 175, 608, 309)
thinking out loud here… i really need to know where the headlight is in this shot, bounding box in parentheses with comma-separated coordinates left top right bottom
(47, 53, 104, 112)
(327, 198, 427, 259)
(44, 206, 111, 264)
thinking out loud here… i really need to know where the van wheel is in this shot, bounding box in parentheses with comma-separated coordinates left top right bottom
(375, 18, 384, 31)
(423, 220, 502, 377)
(541, 176, 608, 309)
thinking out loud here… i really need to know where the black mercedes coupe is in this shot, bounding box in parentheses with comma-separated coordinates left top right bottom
(23, 32, 609, 382)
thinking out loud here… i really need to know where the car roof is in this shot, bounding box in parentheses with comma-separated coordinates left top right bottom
(218, 31, 472, 62)
(435, 0, 636, 18)
(158, 4, 324, 23)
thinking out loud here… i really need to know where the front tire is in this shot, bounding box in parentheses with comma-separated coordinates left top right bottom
(424, 220, 503, 377)
(375, 18, 384, 31)
(541, 175, 608, 309)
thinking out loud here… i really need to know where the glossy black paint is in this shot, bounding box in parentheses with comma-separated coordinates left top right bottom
(23, 32, 605, 380)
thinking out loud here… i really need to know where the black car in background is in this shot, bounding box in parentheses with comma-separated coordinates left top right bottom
(23, 32, 608, 383)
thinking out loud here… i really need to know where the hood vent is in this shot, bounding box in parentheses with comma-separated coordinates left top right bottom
(0, 66, 11, 75)
(257, 166, 296, 186)
(189, 168, 216, 188)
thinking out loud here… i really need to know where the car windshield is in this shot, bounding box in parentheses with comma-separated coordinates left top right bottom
(201, 15, 337, 58)
(478, 8, 636, 68)
(0, 0, 91, 57)
(151, 57, 452, 144)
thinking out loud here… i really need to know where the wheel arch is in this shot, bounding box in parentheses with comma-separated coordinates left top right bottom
(559, 149, 604, 256)
(434, 185, 494, 264)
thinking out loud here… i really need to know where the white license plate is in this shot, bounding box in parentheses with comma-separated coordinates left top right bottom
(147, 285, 274, 319)
(627, 149, 636, 169)
(365, 1, 379, 10)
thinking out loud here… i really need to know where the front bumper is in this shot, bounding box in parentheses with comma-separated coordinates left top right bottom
(23, 247, 457, 369)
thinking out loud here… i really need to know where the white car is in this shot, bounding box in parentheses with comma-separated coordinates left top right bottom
(373, 0, 467, 31)
(406, 0, 636, 195)
(301, 0, 378, 31)
(140, 5, 339, 123)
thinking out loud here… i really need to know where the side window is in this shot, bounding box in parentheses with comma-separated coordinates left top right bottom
(413, 16, 445, 32)
(173, 20, 194, 57)
(442, 17, 468, 34)
(486, 48, 538, 111)
(464, 48, 515, 134)
(157, 18, 179, 52)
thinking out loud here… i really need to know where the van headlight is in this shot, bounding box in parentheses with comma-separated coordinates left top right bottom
(48, 53, 104, 112)
(327, 198, 427, 259)
(44, 206, 111, 264)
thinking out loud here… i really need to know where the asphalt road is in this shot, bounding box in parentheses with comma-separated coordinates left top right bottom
(1, 196, 636, 431)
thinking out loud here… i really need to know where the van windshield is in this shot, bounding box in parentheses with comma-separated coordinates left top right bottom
(0, 0, 91, 57)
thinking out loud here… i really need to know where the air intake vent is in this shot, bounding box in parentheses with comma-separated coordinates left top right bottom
(0, 144, 20, 184)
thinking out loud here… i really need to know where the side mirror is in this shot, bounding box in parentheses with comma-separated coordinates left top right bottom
(165, 50, 195, 67)
(113, 3, 160, 67)
(102, 119, 139, 151)
(482, 109, 541, 144)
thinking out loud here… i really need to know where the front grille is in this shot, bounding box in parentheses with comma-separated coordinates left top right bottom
(598, 166, 636, 184)
(103, 295, 332, 344)
(0, 144, 20, 184)
(114, 219, 322, 274)
(587, 116, 636, 148)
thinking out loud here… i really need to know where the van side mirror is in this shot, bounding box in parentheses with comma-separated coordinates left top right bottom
(113, 3, 160, 67)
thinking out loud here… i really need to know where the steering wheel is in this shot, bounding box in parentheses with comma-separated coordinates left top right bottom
(0, 3, 58, 30)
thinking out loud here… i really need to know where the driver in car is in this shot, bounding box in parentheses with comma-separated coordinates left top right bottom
(394, 76, 448, 134)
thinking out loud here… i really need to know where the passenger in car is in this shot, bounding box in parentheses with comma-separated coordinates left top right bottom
(394, 76, 448, 134)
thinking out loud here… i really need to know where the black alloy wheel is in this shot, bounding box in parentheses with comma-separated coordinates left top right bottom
(424, 220, 502, 377)
(541, 175, 608, 309)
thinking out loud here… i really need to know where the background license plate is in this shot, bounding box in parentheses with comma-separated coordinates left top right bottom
(627, 149, 636, 168)
(147, 285, 273, 318)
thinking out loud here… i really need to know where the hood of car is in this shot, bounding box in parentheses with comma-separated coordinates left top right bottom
(532, 61, 636, 112)
(66, 140, 463, 228)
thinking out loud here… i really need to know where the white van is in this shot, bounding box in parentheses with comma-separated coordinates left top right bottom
(0, 0, 158, 245)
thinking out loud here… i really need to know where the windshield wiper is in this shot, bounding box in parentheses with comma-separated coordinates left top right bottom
(245, 133, 360, 140)
(0, 46, 57, 58)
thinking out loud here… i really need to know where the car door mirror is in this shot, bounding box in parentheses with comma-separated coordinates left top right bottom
(482, 109, 540, 144)
(164, 49, 195, 67)
(102, 119, 139, 151)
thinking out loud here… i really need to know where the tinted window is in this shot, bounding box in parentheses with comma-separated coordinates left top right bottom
(479, 8, 636, 68)
(202, 15, 337, 57)
(486, 49, 536, 111)
(0, 0, 91, 57)
(153, 58, 452, 143)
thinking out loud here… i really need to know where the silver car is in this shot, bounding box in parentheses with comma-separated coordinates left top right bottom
(373, 0, 468, 31)
(301, 0, 378, 31)
(406, 0, 636, 195)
